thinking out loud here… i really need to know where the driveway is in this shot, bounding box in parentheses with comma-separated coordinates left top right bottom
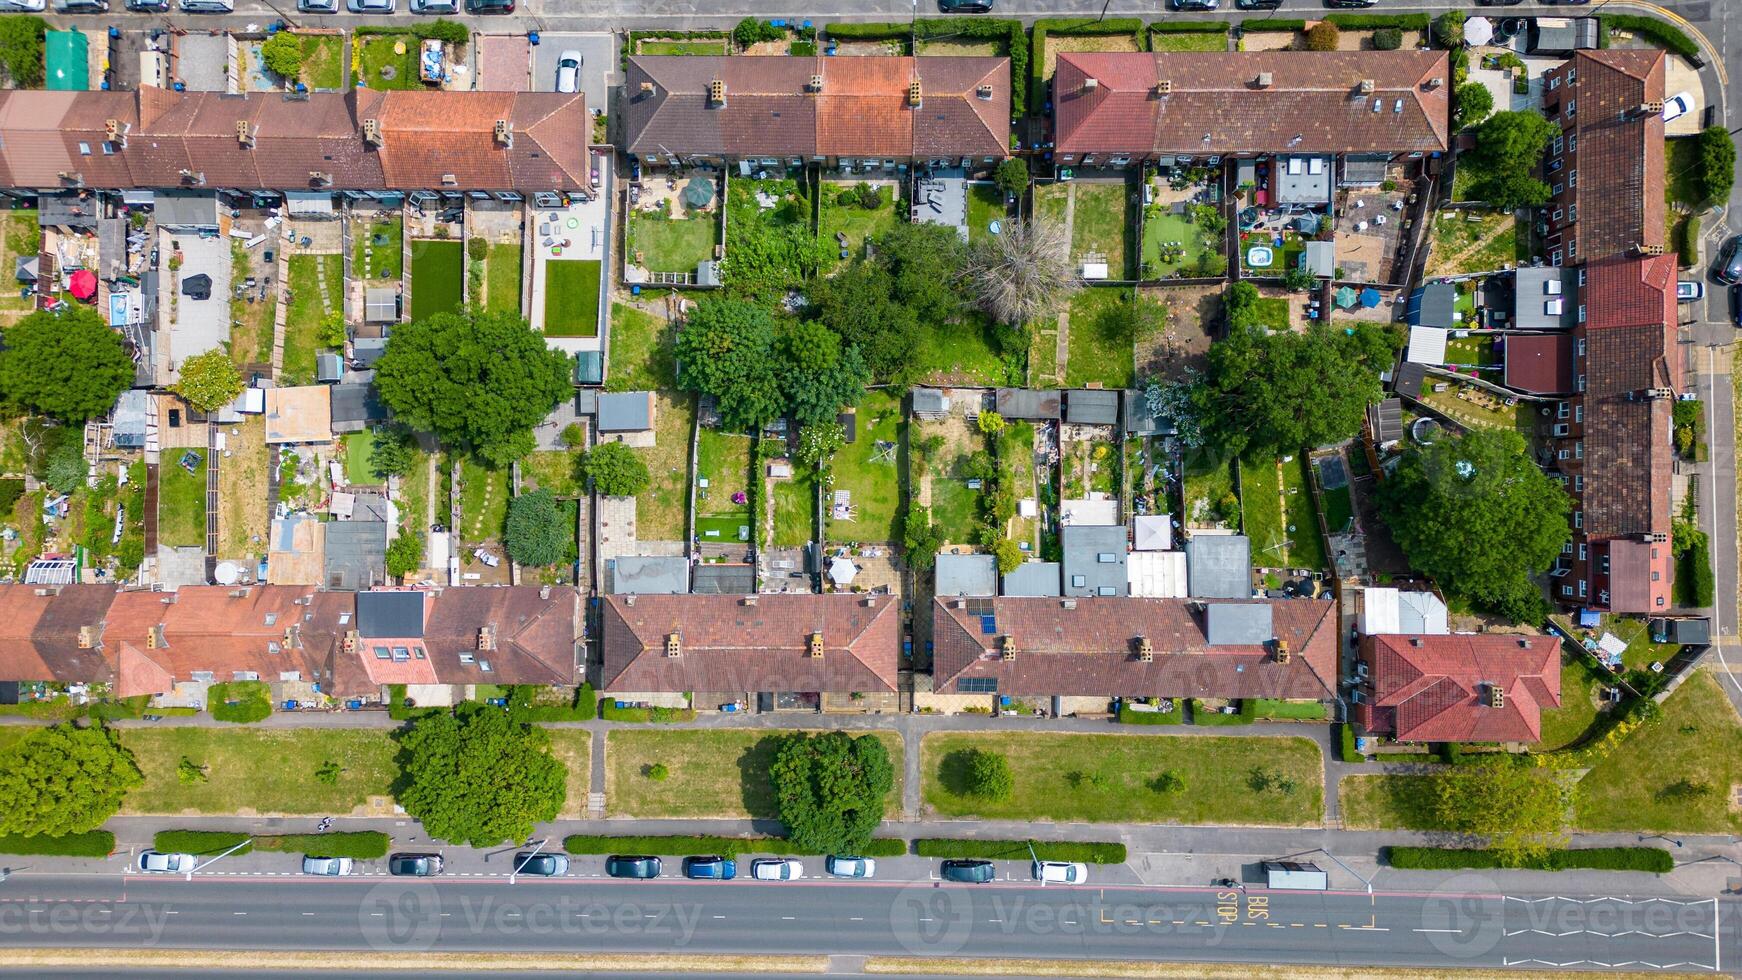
(532, 32, 612, 110)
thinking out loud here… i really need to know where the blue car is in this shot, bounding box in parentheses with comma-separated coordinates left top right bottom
(682, 855, 737, 880)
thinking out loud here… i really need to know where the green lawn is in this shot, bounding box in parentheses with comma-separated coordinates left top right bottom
(1666, 136, 1709, 210)
(342, 430, 379, 486)
(299, 34, 344, 89)
(820, 182, 901, 267)
(629, 211, 717, 274)
(966, 182, 1007, 245)
(1241, 238, 1305, 276)
(523, 450, 582, 497)
(1279, 453, 1328, 570)
(1338, 774, 1439, 831)
(119, 729, 397, 815)
(1538, 657, 1602, 752)
(828, 389, 904, 545)
(1240, 455, 1286, 568)
(1064, 288, 1136, 389)
(922, 732, 1323, 826)
(633, 392, 693, 541)
(354, 217, 402, 281)
(1183, 451, 1235, 528)
(485, 242, 522, 315)
(999, 421, 1038, 547)
(459, 457, 511, 543)
(543, 260, 601, 337)
(1426, 211, 1521, 277)
(605, 729, 903, 819)
(399, 447, 434, 536)
(1064, 181, 1131, 279)
(772, 462, 816, 547)
(1444, 334, 1497, 368)
(918, 314, 1008, 386)
(696, 429, 751, 545)
(928, 454, 982, 547)
(1575, 672, 1742, 833)
(1321, 483, 1353, 535)
(283, 254, 343, 386)
(1251, 297, 1291, 332)
(408, 239, 462, 321)
(1149, 30, 1227, 52)
(1600, 614, 1683, 672)
(158, 451, 207, 548)
(606, 303, 676, 392)
(357, 36, 420, 91)
(1140, 208, 1218, 279)
(637, 38, 727, 55)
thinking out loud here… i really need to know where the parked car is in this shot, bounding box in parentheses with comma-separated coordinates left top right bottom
(388, 853, 443, 877)
(177, 0, 232, 10)
(53, 0, 108, 12)
(0, 0, 46, 10)
(302, 857, 354, 877)
(1663, 92, 1695, 123)
(297, 0, 338, 10)
(751, 859, 803, 881)
(1032, 860, 1090, 884)
(940, 859, 996, 884)
(937, 0, 993, 10)
(1234, 0, 1283, 9)
(1732, 285, 1742, 328)
(1169, 0, 1217, 9)
(605, 855, 661, 880)
(1717, 236, 1742, 284)
(465, 0, 514, 12)
(137, 851, 196, 874)
(513, 853, 569, 877)
(555, 51, 583, 94)
(1678, 281, 1705, 302)
(410, 0, 456, 10)
(124, 0, 169, 9)
(825, 856, 876, 879)
(346, 0, 393, 11)
(682, 856, 737, 880)
(1323, 0, 1377, 7)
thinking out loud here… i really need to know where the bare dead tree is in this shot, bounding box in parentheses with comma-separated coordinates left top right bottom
(965, 219, 1080, 328)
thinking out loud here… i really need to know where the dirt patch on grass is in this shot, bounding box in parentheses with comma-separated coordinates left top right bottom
(1136, 284, 1220, 383)
(1043, 33, 1140, 80)
(217, 415, 271, 559)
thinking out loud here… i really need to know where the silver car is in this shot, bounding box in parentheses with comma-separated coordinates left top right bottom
(297, 0, 338, 11)
(410, 0, 456, 11)
(137, 851, 196, 874)
(302, 856, 354, 876)
(347, 0, 394, 11)
(555, 50, 582, 94)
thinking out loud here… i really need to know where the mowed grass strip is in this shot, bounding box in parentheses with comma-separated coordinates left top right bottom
(605, 729, 903, 819)
(921, 732, 1323, 826)
(118, 729, 397, 816)
(544, 728, 593, 819)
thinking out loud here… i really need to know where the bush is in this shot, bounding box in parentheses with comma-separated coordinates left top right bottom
(598, 699, 696, 723)
(914, 839, 1127, 864)
(1679, 536, 1715, 606)
(1306, 22, 1340, 50)
(154, 830, 253, 856)
(467, 237, 488, 262)
(504, 489, 572, 567)
(1240, 18, 1305, 33)
(208, 681, 272, 724)
(1190, 698, 1256, 725)
(1433, 11, 1465, 49)
(1324, 13, 1430, 31)
(1338, 723, 1363, 762)
(1695, 126, 1736, 206)
(0, 17, 47, 89)
(964, 749, 1013, 800)
(1599, 14, 1700, 62)
(0, 831, 114, 857)
(1385, 846, 1672, 873)
(732, 18, 785, 48)
(561, 834, 906, 857)
(260, 32, 305, 79)
(1117, 699, 1182, 725)
(1373, 28, 1402, 51)
(646, 763, 669, 781)
(1678, 213, 1702, 267)
(1150, 770, 1185, 794)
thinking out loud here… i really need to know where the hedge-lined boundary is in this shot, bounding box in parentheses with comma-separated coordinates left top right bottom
(1323, 13, 1431, 32)
(1032, 18, 1145, 110)
(1240, 19, 1306, 34)
(1385, 846, 1673, 874)
(561, 835, 908, 858)
(0, 831, 115, 858)
(354, 20, 467, 44)
(598, 700, 697, 723)
(153, 831, 391, 860)
(1117, 700, 1182, 725)
(1599, 14, 1700, 62)
(915, 839, 1128, 864)
(1189, 698, 1257, 726)
(1149, 22, 1227, 35)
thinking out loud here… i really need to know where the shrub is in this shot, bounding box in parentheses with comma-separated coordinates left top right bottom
(1373, 28, 1402, 51)
(1385, 846, 1672, 874)
(1150, 770, 1185, 794)
(0, 831, 114, 857)
(1305, 22, 1340, 51)
(964, 749, 1013, 801)
(1598, 14, 1700, 62)
(914, 839, 1127, 864)
(420, 20, 468, 46)
(561, 834, 906, 857)
(176, 757, 208, 785)
(1324, 13, 1430, 31)
(314, 760, 342, 785)
(1240, 18, 1305, 33)
(385, 531, 423, 580)
(578, 441, 650, 497)
(732, 18, 785, 48)
(260, 32, 305, 79)
(467, 237, 488, 262)
(208, 681, 272, 724)
(504, 489, 572, 567)
(1338, 723, 1363, 762)
(1695, 126, 1736, 206)
(1678, 213, 1701, 267)
(646, 763, 669, 781)
(1117, 699, 1181, 725)
(598, 699, 696, 723)
(560, 423, 586, 449)
(1433, 11, 1465, 48)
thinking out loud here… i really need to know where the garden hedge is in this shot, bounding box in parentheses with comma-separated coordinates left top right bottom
(1240, 19, 1306, 33)
(152, 831, 390, 860)
(1189, 698, 1257, 726)
(1118, 700, 1182, 725)
(1149, 22, 1227, 35)
(1386, 846, 1672, 874)
(914, 839, 1127, 864)
(1323, 13, 1431, 32)
(561, 835, 907, 858)
(598, 700, 697, 723)
(508, 683, 597, 722)
(0, 831, 114, 858)
(1337, 723, 1362, 762)
(1599, 15, 1700, 63)
(355, 20, 467, 45)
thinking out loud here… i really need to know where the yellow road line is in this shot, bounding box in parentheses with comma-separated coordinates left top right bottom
(1615, 2, 1727, 88)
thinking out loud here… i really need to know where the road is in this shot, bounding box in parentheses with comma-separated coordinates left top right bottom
(0, 873, 1724, 972)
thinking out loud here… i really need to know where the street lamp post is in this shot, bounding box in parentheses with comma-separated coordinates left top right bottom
(511, 838, 549, 884)
(186, 838, 252, 881)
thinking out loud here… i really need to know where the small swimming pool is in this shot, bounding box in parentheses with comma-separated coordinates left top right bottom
(1246, 245, 1274, 267)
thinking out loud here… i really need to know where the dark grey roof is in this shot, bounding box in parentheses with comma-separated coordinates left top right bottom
(352, 336, 389, 367)
(1123, 389, 1172, 436)
(691, 563, 755, 594)
(1406, 282, 1457, 329)
(608, 555, 690, 595)
(357, 588, 423, 639)
(1204, 602, 1275, 646)
(1065, 389, 1119, 426)
(597, 391, 652, 432)
(935, 553, 998, 597)
(329, 383, 386, 424)
(1002, 561, 1061, 597)
(1186, 534, 1251, 599)
(1369, 397, 1404, 446)
(1530, 17, 1599, 53)
(155, 192, 221, 230)
(1512, 266, 1579, 330)
(1653, 617, 1711, 646)
(317, 353, 344, 384)
(912, 388, 948, 414)
(1340, 154, 1390, 186)
(323, 520, 387, 592)
(38, 193, 99, 229)
(1393, 361, 1428, 400)
(995, 388, 1061, 420)
(1061, 524, 1127, 598)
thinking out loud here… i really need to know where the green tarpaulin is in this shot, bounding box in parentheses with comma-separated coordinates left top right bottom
(46, 31, 88, 92)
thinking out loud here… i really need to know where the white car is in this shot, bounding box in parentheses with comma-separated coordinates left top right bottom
(825, 855, 876, 879)
(302, 857, 354, 876)
(347, 0, 394, 10)
(751, 858, 803, 881)
(1663, 92, 1695, 123)
(1032, 860, 1089, 884)
(138, 851, 197, 874)
(0, 0, 48, 10)
(555, 51, 583, 95)
(1677, 280, 1704, 302)
(178, 0, 232, 9)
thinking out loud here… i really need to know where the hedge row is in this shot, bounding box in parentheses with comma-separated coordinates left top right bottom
(1599, 14, 1701, 63)
(1117, 700, 1182, 725)
(510, 683, 597, 722)
(152, 831, 390, 860)
(1323, 13, 1431, 32)
(1241, 19, 1306, 34)
(1149, 22, 1227, 35)
(354, 20, 468, 45)
(560, 835, 907, 858)
(1386, 846, 1673, 874)
(914, 839, 1127, 864)
(598, 700, 696, 723)
(1189, 698, 1257, 726)
(0, 831, 115, 858)
(1337, 723, 1363, 762)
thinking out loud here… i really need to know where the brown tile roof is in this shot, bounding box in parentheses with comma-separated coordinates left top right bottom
(623, 56, 1009, 161)
(102, 585, 349, 698)
(601, 593, 900, 694)
(931, 596, 1337, 699)
(0, 585, 119, 684)
(1503, 333, 1575, 395)
(1565, 51, 1665, 261)
(1358, 634, 1560, 743)
(1054, 51, 1450, 157)
(0, 87, 588, 192)
(420, 586, 579, 688)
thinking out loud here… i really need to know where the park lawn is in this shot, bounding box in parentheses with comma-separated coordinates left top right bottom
(606, 303, 676, 392)
(828, 389, 903, 545)
(358, 35, 420, 91)
(1338, 774, 1439, 831)
(1065, 288, 1136, 389)
(299, 34, 345, 89)
(119, 729, 397, 816)
(353, 216, 403, 281)
(523, 450, 581, 497)
(1538, 657, 1602, 752)
(1575, 672, 1742, 833)
(1067, 181, 1131, 278)
(342, 430, 378, 486)
(543, 259, 601, 337)
(633, 392, 692, 540)
(771, 462, 816, 547)
(637, 38, 727, 55)
(283, 254, 342, 386)
(966, 182, 1006, 244)
(459, 457, 511, 543)
(544, 728, 593, 819)
(1251, 297, 1291, 332)
(820, 182, 901, 267)
(158, 451, 207, 549)
(1239, 455, 1287, 569)
(485, 242, 522, 315)
(630, 212, 716, 274)
(408, 239, 463, 321)
(919, 314, 1007, 386)
(605, 729, 903, 819)
(922, 732, 1322, 826)
(1279, 453, 1327, 570)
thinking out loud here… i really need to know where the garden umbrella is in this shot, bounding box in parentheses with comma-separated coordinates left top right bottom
(1359, 288, 1383, 308)
(1334, 286, 1358, 308)
(1465, 17, 1494, 47)
(828, 557, 857, 587)
(681, 177, 715, 209)
(68, 269, 97, 300)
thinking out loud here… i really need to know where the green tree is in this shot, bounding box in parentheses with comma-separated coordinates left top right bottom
(1465, 111, 1558, 209)
(965, 749, 1013, 801)
(993, 538, 1024, 575)
(316, 310, 346, 350)
(503, 489, 571, 567)
(0, 724, 142, 837)
(778, 319, 869, 427)
(41, 439, 85, 495)
(0, 17, 47, 89)
(1695, 125, 1736, 205)
(1191, 322, 1396, 457)
(808, 260, 923, 385)
(993, 158, 1029, 198)
(578, 441, 650, 497)
(373, 309, 573, 468)
(467, 237, 489, 262)
(1429, 758, 1568, 863)
(901, 502, 944, 571)
(1305, 22, 1339, 51)
(673, 298, 783, 431)
(385, 531, 423, 579)
(1375, 428, 1569, 622)
(172, 349, 245, 413)
(1224, 281, 1262, 331)
(259, 31, 304, 79)
(0, 307, 135, 422)
(795, 420, 845, 470)
(394, 705, 566, 847)
(177, 757, 208, 785)
(1433, 10, 1465, 48)
(977, 411, 1006, 436)
(769, 731, 893, 855)
(1453, 82, 1494, 131)
(369, 426, 419, 480)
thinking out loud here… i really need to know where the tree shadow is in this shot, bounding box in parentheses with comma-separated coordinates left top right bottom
(938, 749, 980, 797)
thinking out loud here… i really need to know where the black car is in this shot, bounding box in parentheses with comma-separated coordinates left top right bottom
(513, 852, 569, 877)
(1475, 0, 1521, 4)
(1169, 0, 1218, 10)
(464, 0, 512, 10)
(1717, 236, 1742, 285)
(1323, 0, 1376, 7)
(937, 0, 993, 10)
(606, 855, 661, 879)
(1731, 285, 1742, 327)
(940, 859, 996, 884)
(1235, 0, 1283, 9)
(388, 853, 443, 877)
(180, 274, 212, 301)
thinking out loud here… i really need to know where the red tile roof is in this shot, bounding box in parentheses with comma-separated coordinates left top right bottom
(0, 585, 119, 684)
(1358, 633, 1560, 743)
(601, 594, 900, 694)
(623, 56, 1010, 161)
(1054, 51, 1450, 157)
(1562, 51, 1666, 261)
(1503, 333, 1575, 395)
(102, 586, 350, 698)
(932, 596, 1338, 699)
